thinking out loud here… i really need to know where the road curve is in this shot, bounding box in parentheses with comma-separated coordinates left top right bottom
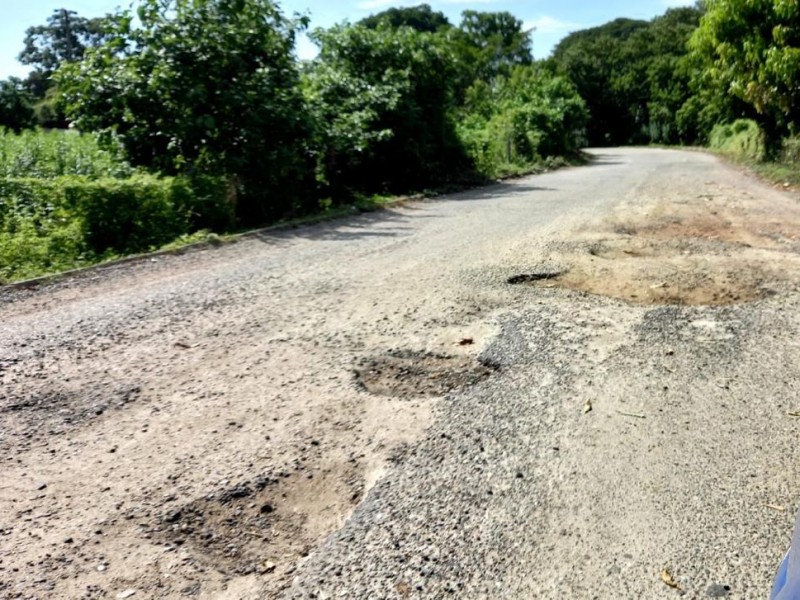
(1, 148, 798, 599)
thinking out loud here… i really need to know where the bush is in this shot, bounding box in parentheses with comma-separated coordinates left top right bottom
(457, 67, 587, 178)
(0, 174, 231, 282)
(709, 119, 766, 162)
(781, 135, 800, 164)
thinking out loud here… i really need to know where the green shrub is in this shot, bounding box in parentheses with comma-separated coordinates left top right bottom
(62, 176, 188, 254)
(0, 173, 232, 282)
(781, 135, 800, 164)
(709, 119, 766, 162)
(0, 194, 89, 283)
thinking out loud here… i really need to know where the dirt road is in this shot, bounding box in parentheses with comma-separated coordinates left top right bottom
(3, 148, 800, 599)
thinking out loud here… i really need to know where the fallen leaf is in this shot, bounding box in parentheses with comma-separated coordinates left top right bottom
(767, 504, 787, 512)
(788, 412, 800, 418)
(458, 338, 474, 346)
(583, 399, 592, 414)
(660, 568, 680, 590)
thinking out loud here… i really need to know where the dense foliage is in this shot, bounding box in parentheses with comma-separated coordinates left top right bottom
(0, 130, 232, 282)
(551, 9, 704, 145)
(688, 0, 800, 149)
(57, 0, 315, 224)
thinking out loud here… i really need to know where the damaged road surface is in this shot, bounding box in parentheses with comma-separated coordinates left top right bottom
(2, 148, 800, 599)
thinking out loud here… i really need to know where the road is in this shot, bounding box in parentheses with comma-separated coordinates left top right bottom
(2, 148, 800, 599)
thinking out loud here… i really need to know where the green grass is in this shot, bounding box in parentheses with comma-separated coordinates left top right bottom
(708, 119, 766, 162)
(0, 128, 132, 179)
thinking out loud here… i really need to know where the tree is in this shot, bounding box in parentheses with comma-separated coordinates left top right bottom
(551, 19, 648, 145)
(458, 65, 587, 175)
(57, 0, 315, 224)
(0, 78, 35, 132)
(689, 0, 800, 146)
(551, 9, 704, 146)
(303, 23, 465, 197)
(453, 11, 533, 85)
(359, 4, 450, 33)
(19, 9, 107, 75)
(17, 9, 108, 127)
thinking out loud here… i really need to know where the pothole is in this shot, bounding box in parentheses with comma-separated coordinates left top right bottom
(143, 465, 364, 581)
(516, 198, 800, 307)
(507, 270, 564, 285)
(354, 350, 496, 398)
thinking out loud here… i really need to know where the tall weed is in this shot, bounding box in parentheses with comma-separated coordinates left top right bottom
(0, 128, 132, 179)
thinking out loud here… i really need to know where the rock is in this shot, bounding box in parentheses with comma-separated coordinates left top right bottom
(116, 590, 137, 599)
(706, 583, 731, 597)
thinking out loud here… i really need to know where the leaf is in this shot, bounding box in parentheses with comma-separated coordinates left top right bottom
(766, 504, 787, 512)
(660, 568, 680, 590)
(788, 411, 800, 417)
(583, 399, 592, 414)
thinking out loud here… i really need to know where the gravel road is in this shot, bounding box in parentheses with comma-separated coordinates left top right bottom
(2, 148, 800, 599)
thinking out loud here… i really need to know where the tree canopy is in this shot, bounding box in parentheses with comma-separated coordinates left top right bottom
(58, 0, 314, 223)
(359, 4, 450, 33)
(689, 0, 800, 145)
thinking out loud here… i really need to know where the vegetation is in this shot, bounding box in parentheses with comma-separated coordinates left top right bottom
(2, 0, 800, 281)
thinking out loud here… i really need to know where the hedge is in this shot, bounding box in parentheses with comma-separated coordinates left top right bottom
(0, 174, 232, 282)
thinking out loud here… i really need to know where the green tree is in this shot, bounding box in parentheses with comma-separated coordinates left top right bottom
(17, 9, 108, 127)
(303, 23, 465, 197)
(458, 66, 587, 175)
(689, 0, 800, 146)
(58, 0, 314, 224)
(453, 11, 533, 85)
(551, 19, 648, 145)
(551, 9, 703, 145)
(19, 9, 107, 79)
(0, 78, 35, 132)
(359, 4, 450, 33)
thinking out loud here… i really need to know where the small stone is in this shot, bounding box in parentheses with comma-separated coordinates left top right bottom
(63, 537, 74, 544)
(97, 564, 107, 572)
(117, 590, 137, 599)
(706, 583, 731, 597)
(259, 503, 274, 514)
(262, 561, 277, 573)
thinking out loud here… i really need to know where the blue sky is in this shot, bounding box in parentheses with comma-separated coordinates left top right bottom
(1, 0, 695, 79)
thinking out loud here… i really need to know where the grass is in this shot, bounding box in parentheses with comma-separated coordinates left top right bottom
(0, 128, 132, 179)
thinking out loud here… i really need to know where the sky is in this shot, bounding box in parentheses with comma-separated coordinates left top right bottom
(0, 0, 695, 79)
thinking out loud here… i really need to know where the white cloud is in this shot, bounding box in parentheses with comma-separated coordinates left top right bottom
(523, 16, 579, 35)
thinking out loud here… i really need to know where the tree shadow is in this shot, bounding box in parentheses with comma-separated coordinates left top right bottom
(249, 207, 418, 244)
(445, 182, 558, 201)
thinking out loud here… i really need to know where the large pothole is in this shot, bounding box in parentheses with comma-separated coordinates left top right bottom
(511, 198, 800, 306)
(354, 350, 496, 398)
